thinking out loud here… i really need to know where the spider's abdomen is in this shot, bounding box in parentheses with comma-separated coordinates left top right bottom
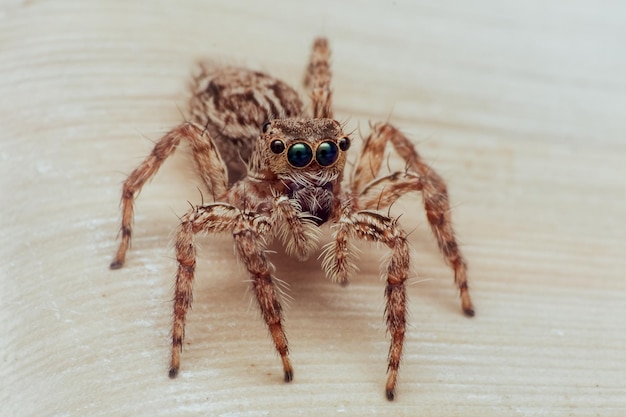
(189, 65, 304, 182)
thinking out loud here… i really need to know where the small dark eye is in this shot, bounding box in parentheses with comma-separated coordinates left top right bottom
(338, 137, 351, 151)
(287, 143, 313, 167)
(262, 122, 272, 133)
(270, 140, 285, 154)
(315, 141, 339, 166)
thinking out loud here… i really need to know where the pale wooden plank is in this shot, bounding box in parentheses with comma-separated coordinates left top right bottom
(1, 1, 625, 416)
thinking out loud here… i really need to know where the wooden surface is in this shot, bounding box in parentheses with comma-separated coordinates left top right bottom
(1, 1, 625, 415)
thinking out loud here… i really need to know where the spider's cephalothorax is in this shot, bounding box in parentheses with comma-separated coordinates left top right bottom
(249, 118, 350, 225)
(110, 38, 474, 401)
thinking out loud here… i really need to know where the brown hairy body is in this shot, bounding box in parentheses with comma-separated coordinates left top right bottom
(110, 38, 474, 401)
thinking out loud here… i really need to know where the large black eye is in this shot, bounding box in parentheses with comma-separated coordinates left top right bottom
(287, 143, 313, 167)
(315, 141, 339, 166)
(338, 137, 351, 151)
(270, 140, 285, 154)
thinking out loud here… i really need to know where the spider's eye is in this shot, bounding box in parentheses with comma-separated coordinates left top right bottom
(262, 122, 272, 133)
(315, 141, 339, 166)
(338, 137, 351, 151)
(287, 142, 313, 167)
(270, 140, 285, 154)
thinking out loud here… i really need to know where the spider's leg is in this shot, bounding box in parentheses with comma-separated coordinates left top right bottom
(110, 122, 228, 269)
(331, 209, 410, 400)
(351, 123, 388, 194)
(352, 122, 474, 316)
(358, 172, 423, 210)
(233, 214, 293, 382)
(304, 37, 333, 118)
(169, 203, 239, 377)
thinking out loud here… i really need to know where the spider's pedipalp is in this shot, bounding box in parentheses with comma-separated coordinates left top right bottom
(272, 195, 321, 260)
(320, 221, 359, 286)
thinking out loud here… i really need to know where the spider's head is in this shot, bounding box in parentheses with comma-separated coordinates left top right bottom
(252, 118, 351, 224)
(255, 118, 351, 182)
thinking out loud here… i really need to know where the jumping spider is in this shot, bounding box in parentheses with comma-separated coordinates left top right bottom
(110, 38, 474, 400)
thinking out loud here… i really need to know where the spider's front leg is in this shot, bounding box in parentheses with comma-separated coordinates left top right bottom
(325, 208, 410, 400)
(232, 213, 294, 381)
(170, 202, 294, 382)
(352, 122, 475, 316)
(170, 203, 241, 378)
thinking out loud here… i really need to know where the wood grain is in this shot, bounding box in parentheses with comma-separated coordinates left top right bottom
(1, 1, 625, 416)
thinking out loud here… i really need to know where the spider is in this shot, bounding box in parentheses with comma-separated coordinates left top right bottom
(110, 38, 474, 401)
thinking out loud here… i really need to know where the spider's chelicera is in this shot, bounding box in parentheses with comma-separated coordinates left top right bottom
(110, 38, 474, 401)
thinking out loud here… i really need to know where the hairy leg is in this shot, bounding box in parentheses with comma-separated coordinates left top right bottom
(110, 122, 228, 269)
(325, 209, 410, 400)
(169, 203, 241, 377)
(352, 122, 474, 316)
(357, 171, 423, 210)
(304, 37, 333, 118)
(233, 215, 293, 382)
(351, 123, 388, 194)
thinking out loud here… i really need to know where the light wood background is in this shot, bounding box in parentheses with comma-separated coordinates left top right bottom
(1, 1, 625, 416)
